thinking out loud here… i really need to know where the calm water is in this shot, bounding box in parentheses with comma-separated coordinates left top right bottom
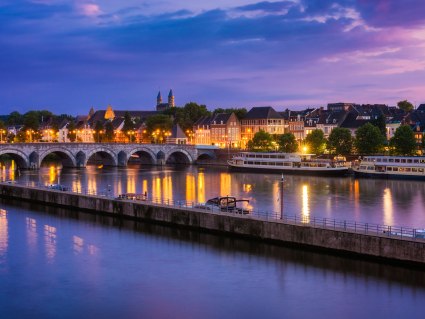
(0, 200, 424, 319)
(3, 163, 425, 227)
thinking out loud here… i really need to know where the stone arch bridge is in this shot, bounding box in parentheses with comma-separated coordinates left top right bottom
(0, 143, 218, 169)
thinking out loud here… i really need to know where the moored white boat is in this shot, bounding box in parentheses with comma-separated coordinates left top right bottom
(227, 152, 349, 176)
(353, 156, 425, 180)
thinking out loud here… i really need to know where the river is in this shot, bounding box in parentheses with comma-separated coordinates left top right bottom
(0, 163, 425, 318)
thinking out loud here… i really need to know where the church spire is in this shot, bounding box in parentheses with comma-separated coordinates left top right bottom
(157, 91, 162, 106)
(168, 89, 175, 108)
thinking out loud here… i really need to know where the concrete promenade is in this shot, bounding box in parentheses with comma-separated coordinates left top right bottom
(1, 182, 424, 266)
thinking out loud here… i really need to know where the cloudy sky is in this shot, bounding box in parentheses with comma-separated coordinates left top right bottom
(1, 0, 425, 114)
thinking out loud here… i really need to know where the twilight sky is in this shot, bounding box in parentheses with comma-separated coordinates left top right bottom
(1, 0, 425, 115)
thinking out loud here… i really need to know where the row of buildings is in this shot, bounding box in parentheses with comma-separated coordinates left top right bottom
(193, 103, 425, 149)
(3, 91, 425, 151)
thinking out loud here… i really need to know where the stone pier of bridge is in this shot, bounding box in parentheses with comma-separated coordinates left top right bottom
(0, 143, 218, 169)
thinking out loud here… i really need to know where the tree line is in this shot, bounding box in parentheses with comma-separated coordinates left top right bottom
(249, 123, 423, 156)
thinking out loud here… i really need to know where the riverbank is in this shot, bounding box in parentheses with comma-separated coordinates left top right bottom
(1, 182, 424, 267)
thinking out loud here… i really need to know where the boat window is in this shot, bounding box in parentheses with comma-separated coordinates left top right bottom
(382, 158, 388, 162)
(401, 159, 406, 163)
(414, 160, 419, 163)
(387, 167, 392, 171)
(367, 166, 374, 170)
(392, 167, 398, 171)
(412, 168, 418, 172)
(419, 168, 424, 173)
(255, 162, 261, 165)
(407, 159, 412, 163)
(405, 168, 411, 172)
(389, 159, 394, 162)
(395, 159, 400, 163)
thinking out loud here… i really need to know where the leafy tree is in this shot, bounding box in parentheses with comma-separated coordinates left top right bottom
(175, 102, 211, 132)
(304, 129, 326, 154)
(370, 114, 386, 138)
(397, 100, 414, 113)
(354, 123, 385, 154)
(277, 133, 298, 153)
(213, 108, 247, 119)
(104, 121, 115, 142)
(145, 114, 173, 143)
(389, 125, 417, 155)
(23, 111, 40, 131)
(93, 121, 104, 143)
(7, 111, 23, 125)
(121, 112, 135, 142)
(247, 130, 273, 151)
(67, 121, 77, 142)
(327, 128, 353, 155)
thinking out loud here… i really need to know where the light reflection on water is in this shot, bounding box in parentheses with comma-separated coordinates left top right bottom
(3, 163, 425, 227)
(0, 201, 424, 319)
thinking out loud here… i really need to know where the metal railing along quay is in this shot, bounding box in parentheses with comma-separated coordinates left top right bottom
(1, 180, 425, 242)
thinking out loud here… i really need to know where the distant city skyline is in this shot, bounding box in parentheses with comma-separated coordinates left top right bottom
(1, 0, 425, 114)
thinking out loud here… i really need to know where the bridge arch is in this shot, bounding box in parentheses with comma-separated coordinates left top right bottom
(196, 151, 216, 161)
(39, 148, 77, 167)
(165, 149, 193, 164)
(85, 148, 117, 167)
(0, 149, 30, 169)
(76, 151, 86, 168)
(127, 147, 157, 165)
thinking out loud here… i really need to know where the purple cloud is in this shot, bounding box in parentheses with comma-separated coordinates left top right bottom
(0, 0, 424, 114)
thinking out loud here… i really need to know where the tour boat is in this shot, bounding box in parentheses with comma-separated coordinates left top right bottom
(227, 152, 349, 176)
(353, 156, 425, 180)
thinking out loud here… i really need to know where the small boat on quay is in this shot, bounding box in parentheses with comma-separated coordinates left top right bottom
(227, 152, 349, 176)
(194, 196, 250, 214)
(115, 193, 147, 201)
(353, 156, 425, 180)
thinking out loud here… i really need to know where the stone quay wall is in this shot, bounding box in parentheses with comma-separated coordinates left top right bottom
(1, 183, 424, 266)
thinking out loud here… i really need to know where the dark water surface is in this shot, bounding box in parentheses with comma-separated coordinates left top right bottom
(0, 199, 424, 319)
(7, 163, 425, 227)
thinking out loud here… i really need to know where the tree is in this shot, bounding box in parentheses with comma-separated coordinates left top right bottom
(327, 128, 353, 155)
(122, 112, 135, 142)
(397, 100, 414, 113)
(304, 129, 326, 155)
(67, 121, 77, 142)
(23, 111, 40, 131)
(104, 121, 115, 142)
(7, 111, 23, 126)
(175, 102, 211, 132)
(354, 123, 385, 154)
(370, 114, 386, 138)
(389, 125, 417, 155)
(145, 114, 173, 143)
(247, 130, 273, 151)
(213, 108, 247, 119)
(277, 133, 298, 153)
(93, 121, 104, 143)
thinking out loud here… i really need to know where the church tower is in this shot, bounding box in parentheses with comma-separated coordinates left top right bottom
(168, 89, 175, 108)
(157, 91, 162, 106)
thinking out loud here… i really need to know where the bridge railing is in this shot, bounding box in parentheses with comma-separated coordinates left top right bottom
(1, 180, 424, 242)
